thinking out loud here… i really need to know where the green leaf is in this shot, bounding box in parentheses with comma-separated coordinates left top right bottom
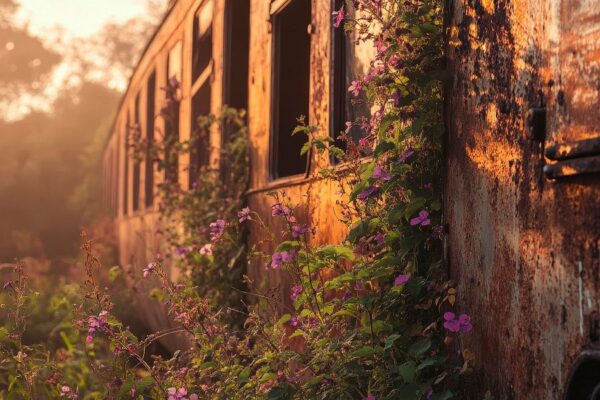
(118, 376, 135, 398)
(417, 356, 445, 371)
(408, 339, 431, 358)
(374, 140, 395, 157)
(277, 314, 291, 326)
(430, 390, 454, 400)
(289, 329, 304, 339)
(60, 331, 74, 353)
(300, 141, 312, 156)
(379, 114, 397, 136)
(352, 346, 376, 357)
(318, 245, 355, 261)
(384, 333, 402, 350)
(275, 241, 301, 252)
(136, 376, 154, 392)
(398, 361, 416, 383)
(404, 197, 427, 220)
(397, 384, 420, 399)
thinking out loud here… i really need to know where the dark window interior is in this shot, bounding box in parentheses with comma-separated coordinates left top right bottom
(224, 0, 249, 111)
(271, 0, 311, 179)
(331, 0, 370, 162)
(145, 71, 156, 207)
(132, 95, 141, 211)
(221, 0, 249, 181)
(164, 58, 180, 183)
(114, 137, 119, 217)
(192, 2, 213, 82)
(123, 117, 129, 216)
(189, 80, 211, 189)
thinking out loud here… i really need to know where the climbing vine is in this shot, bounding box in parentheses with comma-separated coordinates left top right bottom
(0, 0, 475, 399)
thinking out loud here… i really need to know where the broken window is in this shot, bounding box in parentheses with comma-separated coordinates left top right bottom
(189, 80, 211, 189)
(122, 117, 129, 216)
(189, 1, 214, 189)
(164, 41, 182, 183)
(223, 0, 249, 111)
(192, 0, 213, 82)
(145, 71, 156, 207)
(331, 0, 375, 160)
(132, 94, 141, 212)
(270, 0, 311, 179)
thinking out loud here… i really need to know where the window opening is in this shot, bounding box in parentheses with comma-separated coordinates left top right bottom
(271, 0, 311, 179)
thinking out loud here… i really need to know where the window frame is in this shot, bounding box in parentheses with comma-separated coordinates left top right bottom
(268, 0, 312, 182)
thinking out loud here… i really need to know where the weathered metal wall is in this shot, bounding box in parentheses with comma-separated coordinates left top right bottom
(445, 0, 600, 397)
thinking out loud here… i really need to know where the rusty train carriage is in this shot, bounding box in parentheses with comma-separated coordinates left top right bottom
(101, 0, 371, 348)
(101, 0, 600, 397)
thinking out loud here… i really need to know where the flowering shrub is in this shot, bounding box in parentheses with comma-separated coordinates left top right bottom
(0, 0, 477, 399)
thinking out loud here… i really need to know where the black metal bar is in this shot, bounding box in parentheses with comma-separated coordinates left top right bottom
(545, 136, 600, 160)
(544, 155, 600, 179)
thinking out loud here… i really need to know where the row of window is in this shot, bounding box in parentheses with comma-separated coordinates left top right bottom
(106, 0, 370, 218)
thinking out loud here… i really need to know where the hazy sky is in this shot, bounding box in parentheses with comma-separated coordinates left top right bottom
(16, 0, 147, 38)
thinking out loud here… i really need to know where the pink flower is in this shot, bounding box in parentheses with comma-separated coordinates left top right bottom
(410, 210, 430, 226)
(365, 396, 376, 400)
(394, 274, 410, 285)
(357, 185, 380, 201)
(60, 386, 78, 399)
(374, 232, 385, 245)
(199, 243, 213, 256)
(291, 225, 308, 238)
(425, 387, 434, 399)
(344, 121, 353, 134)
(332, 5, 345, 28)
(373, 165, 391, 181)
(398, 148, 414, 163)
(85, 335, 93, 343)
(443, 312, 473, 333)
(271, 251, 294, 269)
(130, 388, 136, 397)
(190, 395, 199, 400)
(209, 219, 226, 241)
(272, 202, 291, 217)
(348, 80, 362, 97)
(238, 207, 252, 222)
(290, 284, 303, 301)
(143, 262, 158, 278)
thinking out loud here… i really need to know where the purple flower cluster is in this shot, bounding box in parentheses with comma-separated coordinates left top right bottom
(290, 284, 303, 301)
(271, 251, 294, 269)
(86, 311, 108, 343)
(348, 80, 362, 97)
(410, 210, 430, 226)
(443, 312, 472, 333)
(373, 165, 391, 181)
(238, 207, 252, 222)
(332, 5, 345, 28)
(60, 386, 78, 399)
(357, 185, 380, 201)
(167, 387, 198, 400)
(175, 246, 189, 256)
(398, 147, 414, 163)
(199, 243, 213, 256)
(271, 202, 291, 217)
(209, 219, 226, 241)
(143, 262, 159, 278)
(394, 274, 410, 286)
(291, 225, 308, 238)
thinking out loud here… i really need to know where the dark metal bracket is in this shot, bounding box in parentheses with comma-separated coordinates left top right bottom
(544, 136, 600, 179)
